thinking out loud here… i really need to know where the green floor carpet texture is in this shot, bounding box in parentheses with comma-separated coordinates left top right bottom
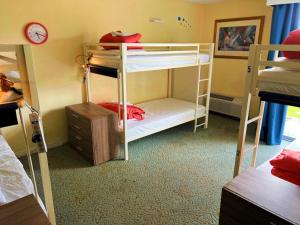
(27, 114, 287, 225)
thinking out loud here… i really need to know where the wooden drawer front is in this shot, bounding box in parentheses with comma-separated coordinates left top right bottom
(69, 133, 93, 162)
(66, 111, 92, 141)
(219, 189, 294, 225)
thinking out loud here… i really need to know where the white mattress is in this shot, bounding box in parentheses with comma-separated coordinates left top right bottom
(0, 135, 44, 210)
(258, 63, 300, 97)
(126, 98, 206, 141)
(89, 52, 210, 73)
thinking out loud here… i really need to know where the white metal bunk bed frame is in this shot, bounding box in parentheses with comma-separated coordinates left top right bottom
(234, 44, 300, 177)
(0, 44, 56, 225)
(83, 43, 214, 160)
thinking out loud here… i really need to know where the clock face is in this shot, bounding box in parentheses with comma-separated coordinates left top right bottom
(24, 22, 48, 44)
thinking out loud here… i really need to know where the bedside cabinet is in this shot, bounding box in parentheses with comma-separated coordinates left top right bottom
(66, 103, 120, 165)
(219, 168, 300, 225)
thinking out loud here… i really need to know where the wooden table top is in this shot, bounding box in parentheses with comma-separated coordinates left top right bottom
(0, 194, 51, 225)
(224, 168, 300, 225)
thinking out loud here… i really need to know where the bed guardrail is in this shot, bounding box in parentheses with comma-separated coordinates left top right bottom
(249, 44, 300, 95)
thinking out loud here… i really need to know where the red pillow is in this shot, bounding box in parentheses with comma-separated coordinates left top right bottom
(100, 31, 143, 50)
(270, 149, 300, 175)
(99, 103, 145, 120)
(271, 167, 300, 186)
(282, 29, 300, 59)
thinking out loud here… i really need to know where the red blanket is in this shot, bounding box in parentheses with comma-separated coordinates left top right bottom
(271, 167, 300, 186)
(270, 149, 300, 175)
(99, 103, 145, 120)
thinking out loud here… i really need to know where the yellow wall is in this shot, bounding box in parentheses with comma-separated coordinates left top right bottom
(0, 0, 205, 155)
(0, 0, 274, 155)
(201, 0, 273, 115)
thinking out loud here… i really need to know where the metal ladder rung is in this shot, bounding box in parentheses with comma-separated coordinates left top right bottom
(198, 94, 208, 98)
(196, 123, 206, 128)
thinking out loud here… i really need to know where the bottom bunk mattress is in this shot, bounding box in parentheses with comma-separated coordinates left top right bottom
(0, 135, 44, 209)
(126, 98, 206, 141)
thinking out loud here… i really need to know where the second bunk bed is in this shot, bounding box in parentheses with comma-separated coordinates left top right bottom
(0, 44, 56, 224)
(83, 43, 214, 160)
(234, 44, 300, 177)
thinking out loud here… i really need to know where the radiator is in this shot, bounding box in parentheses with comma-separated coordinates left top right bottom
(209, 93, 243, 118)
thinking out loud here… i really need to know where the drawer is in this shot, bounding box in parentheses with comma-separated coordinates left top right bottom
(69, 133, 94, 162)
(68, 129, 89, 144)
(66, 111, 92, 141)
(68, 123, 92, 142)
(66, 109, 91, 130)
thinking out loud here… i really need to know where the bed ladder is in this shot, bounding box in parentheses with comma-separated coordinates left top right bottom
(194, 44, 214, 133)
(233, 45, 266, 177)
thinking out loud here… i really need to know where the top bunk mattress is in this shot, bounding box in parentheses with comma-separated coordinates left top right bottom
(89, 52, 210, 73)
(257, 58, 300, 97)
(0, 135, 35, 205)
(126, 98, 205, 141)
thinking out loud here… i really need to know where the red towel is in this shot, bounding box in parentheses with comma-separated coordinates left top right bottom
(271, 167, 300, 186)
(99, 103, 145, 120)
(270, 149, 300, 175)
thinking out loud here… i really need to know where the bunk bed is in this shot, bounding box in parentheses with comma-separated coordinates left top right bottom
(234, 44, 300, 177)
(0, 44, 56, 225)
(83, 43, 214, 160)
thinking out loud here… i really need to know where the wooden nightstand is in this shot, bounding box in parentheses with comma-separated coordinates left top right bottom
(0, 194, 51, 225)
(219, 168, 300, 225)
(66, 103, 120, 165)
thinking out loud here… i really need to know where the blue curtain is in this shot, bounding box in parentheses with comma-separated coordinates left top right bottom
(261, 3, 300, 145)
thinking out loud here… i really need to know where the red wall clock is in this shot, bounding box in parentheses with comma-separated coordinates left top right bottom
(24, 22, 48, 45)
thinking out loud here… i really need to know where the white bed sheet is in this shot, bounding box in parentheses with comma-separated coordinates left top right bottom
(258, 67, 300, 96)
(126, 98, 206, 141)
(89, 52, 210, 72)
(0, 135, 44, 210)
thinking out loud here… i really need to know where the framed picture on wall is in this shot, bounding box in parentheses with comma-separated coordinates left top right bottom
(213, 16, 265, 59)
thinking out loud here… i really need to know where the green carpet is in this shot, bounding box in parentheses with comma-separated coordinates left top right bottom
(25, 114, 288, 225)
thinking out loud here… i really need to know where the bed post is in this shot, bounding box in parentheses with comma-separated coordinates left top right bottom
(22, 45, 56, 225)
(234, 45, 257, 177)
(194, 62, 201, 133)
(117, 70, 122, 125)
(83, 45, 92, 103)
(121, 44, 129, 160)
(168, 46, 173, 98)
(204, 43, 214, 129)
(251, 100, 265, 167)
(85, 67, 91, 103)
(38, 153, 56, 225)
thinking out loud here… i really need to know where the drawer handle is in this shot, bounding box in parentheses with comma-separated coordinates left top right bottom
(269, 222, 277, 225)
(75, 135, 82, 141)
(72, 113, 80, 119)
(76, 146, 83, 152)
(72, 125, 81, 130)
